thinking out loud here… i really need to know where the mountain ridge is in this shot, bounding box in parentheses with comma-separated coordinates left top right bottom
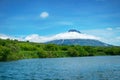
(45, 29, 111, 46)
(45, 39, 111, 46)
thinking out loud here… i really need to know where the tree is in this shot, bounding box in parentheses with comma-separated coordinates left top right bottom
(37, 49, 48, 58)
(67, 47, 79, 57)
(76, 46, 88, 56)
(0, 46, 11, 61)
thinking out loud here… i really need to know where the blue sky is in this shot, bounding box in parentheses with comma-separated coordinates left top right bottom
(0, 0, 120, 45)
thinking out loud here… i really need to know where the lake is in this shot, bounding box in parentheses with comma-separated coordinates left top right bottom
(0, 56, 120, 80)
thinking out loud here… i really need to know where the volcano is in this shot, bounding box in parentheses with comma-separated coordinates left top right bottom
(45, 29, 111, 46)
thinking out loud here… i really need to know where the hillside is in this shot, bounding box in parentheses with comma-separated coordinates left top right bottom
(44, 29, 111, 46)
(0, 39, 120, 61)
(46, 39, 111, 46)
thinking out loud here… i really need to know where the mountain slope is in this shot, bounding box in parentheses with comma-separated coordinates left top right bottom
(45, 29, 111, 46)
(46, 39, 111, 46)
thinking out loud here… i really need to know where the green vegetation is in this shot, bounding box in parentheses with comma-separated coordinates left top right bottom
(0, 39, 120, 61)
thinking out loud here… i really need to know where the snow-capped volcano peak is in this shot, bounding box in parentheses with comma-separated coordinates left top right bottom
(68, 29, 81, 33)
(45, 30, 110, 46)
(24, 30, 100, 43)
(45, 30, 111, 46)
(52, 31, 100, 40)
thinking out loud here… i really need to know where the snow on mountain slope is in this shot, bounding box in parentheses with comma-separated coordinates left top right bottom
(25, 30, 100, 43)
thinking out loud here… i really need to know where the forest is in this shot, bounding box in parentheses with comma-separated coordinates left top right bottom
(0, 39, 120, 61)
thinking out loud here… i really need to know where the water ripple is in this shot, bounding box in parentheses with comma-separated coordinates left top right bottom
(0, 56, 120, 80)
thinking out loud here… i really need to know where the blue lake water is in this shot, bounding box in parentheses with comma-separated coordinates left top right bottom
(0, 56, 120, 80)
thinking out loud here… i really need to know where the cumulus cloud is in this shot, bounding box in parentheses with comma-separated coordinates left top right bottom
(81, 29, 120, 46)
(0, 34, 24, 41)
(104, 37, 120, 46)
(0, 31, 100, 43)
(0, 34, 10, 39)
(1, 31, 120, 46)
(40, 12, 49, 18)
(25, 34, 48, 43)
(24, 32, 100, 43)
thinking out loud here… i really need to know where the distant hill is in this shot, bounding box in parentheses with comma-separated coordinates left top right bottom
(0, 38, 119, 62)
(46, 39, 111, 46)
(45, 29, 111, 46)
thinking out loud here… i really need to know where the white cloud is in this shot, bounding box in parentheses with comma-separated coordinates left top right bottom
(82, 29, 114, 38)
(0, 32, 103, 43)
(0, 34, 10, 39)
(105, 37, 120, 46)
(0, 31, 100, 43)
(0, 34, 24, 41)
(106, 27, 113, 31)
(24, 32, 100, 43)
(40, 12, 49, 18)
(81, 29, 120, 46)
(1, 30, 120, 46)
(25, 34, 47, 43)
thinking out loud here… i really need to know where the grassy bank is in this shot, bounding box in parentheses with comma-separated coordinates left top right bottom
(0, 39, 120, 61)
